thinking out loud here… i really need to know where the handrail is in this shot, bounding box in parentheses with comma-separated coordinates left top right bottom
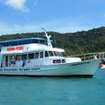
(70, 52, 105, 61)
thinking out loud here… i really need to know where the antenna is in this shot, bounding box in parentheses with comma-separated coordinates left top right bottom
(41, 28, 52, 47)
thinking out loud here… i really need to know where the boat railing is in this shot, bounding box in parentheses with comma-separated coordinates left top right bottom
(70, 52, 105, 61)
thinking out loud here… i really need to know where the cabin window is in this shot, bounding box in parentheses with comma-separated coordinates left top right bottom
(16, 55, 21, 61)
(28, 53, 34, 59)
(32, 39, 38, 43)
(35, 52, 39, 59)
(56, 52, 59, 56)
(45, 51, 49, 57)
(22, 54, 27, 60)
(53, 59, 61, 63)
(62, 59, 66, 63)
(5, 56, 8, 67)
(40, 52, 43, 58)
(54, 51, 57, 56)
(49, 51, 54, 56)
(57, 59, 61, 63)
(58, 52, 63, 57)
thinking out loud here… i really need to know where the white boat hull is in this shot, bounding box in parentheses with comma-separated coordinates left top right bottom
(0, 59, 100, 77)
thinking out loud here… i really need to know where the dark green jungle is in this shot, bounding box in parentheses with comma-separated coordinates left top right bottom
(0, 27, 105, 55)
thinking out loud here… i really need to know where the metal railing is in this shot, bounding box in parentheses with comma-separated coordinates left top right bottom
(70, 52, 105, 61)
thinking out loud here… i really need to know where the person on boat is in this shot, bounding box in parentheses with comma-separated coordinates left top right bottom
(22, 59, 26, 67)
(98, 60, 105, 68)
(22, 56, 26, 67)
(11, 55, 16, 67)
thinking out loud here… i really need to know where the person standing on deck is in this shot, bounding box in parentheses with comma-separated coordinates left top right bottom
(11, 55, 16, 67)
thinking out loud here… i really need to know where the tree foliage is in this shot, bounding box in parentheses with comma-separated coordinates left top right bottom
(0, 27, 105, 55)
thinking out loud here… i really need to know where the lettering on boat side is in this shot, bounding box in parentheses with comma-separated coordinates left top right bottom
(7, 46, 24, 51)
(0, 68, 40, 71)
(72, 62, 90, 66)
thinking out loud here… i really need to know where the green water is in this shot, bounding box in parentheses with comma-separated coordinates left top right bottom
(0, 69, 105, 105)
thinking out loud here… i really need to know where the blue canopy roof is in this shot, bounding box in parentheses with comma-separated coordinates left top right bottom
(0, 37, 47, 46)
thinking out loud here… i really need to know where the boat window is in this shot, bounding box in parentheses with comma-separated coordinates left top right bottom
(62, 59, 66, 63)
(35, 52, 39, 59)
(28, 53, 34, 59)
(53, 59, 61, 63)
(32, 39, 38, 43)
(54, 51, 57, 56)
(45, 51, 49, 57)
(40, 52, 43, 58)
(5, 56, 8, 67)
(56, 52, 60, 56)
(58, 52, 63, 57)
(49, 51, 54, 56)
(22, 54, 27, 60)
(16, 55, 21, 61)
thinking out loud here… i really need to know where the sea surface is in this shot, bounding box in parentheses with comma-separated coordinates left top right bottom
(0, 69, 105, 105)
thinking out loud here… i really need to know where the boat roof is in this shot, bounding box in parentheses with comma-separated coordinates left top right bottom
(0, 37, 47, 46)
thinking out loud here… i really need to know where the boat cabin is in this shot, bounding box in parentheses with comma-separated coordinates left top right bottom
(0, 37, 65, 68)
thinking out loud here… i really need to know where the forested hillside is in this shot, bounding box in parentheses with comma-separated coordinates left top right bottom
(0, 27, 105, 55)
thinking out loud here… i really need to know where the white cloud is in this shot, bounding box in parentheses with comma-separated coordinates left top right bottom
(5, 0, 29, 12)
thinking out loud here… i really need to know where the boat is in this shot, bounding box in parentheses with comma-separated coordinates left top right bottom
(0, 30, 101, 77)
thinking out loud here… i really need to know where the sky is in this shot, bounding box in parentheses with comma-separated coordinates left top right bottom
(0, 0, 105, 35)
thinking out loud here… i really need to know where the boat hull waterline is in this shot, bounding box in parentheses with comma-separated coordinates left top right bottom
(0, 60, 100, 77)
